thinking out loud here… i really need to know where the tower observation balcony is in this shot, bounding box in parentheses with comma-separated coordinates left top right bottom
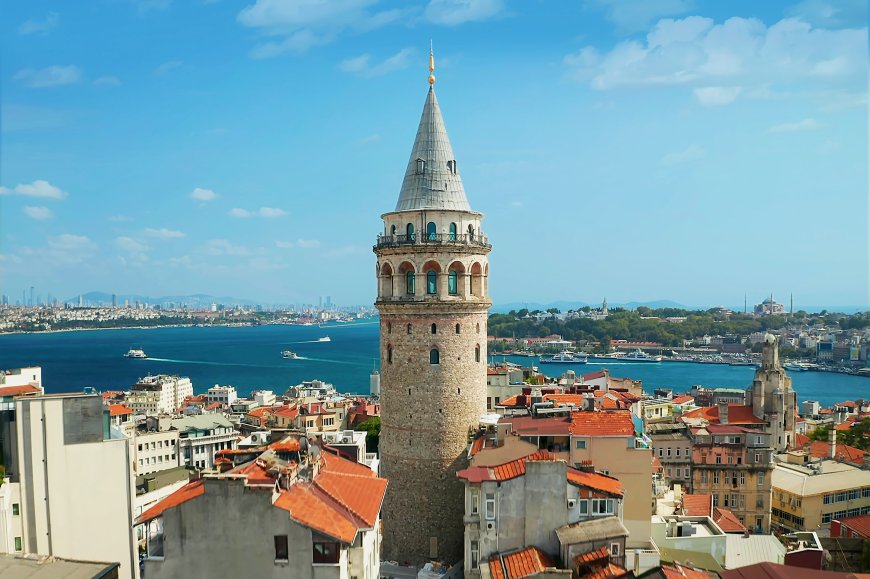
(374, 232, 491, 251)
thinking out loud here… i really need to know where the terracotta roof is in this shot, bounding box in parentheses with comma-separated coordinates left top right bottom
(458, 450, 555, 483)
(499, 415, 571, 436)
(681, 404, 765, 425)
(489, 547, 555, 579)
(574, 545, 608, 566)
(794, 433, 810, 448)
(230, 460, 275, 485)
(269, 439, 301, 453)
(273, 406, 299, 418)
(835, 422, 852, 431)
(569, 411, 635, 437)
(672, 394, 694, 404)
(274, 484, 359, 543)
(314, 471, 388, 528)
(587, 563, 629, 579)
(205, 402, 222, 410)
(136, 480, 205, 524)
(583, 370, 607, 380)
(470, 436, 485, 456)
(320, 448, 376, 477)
(0, 384, 41, 397)
(108, 403, 133, 416)
(566, 469, 624, 496)
(713, 507, 748, 533)
(837, 401, 858, 408)
(808, 441, 865, 464)
(835, 513, 870, 538)
(652, 456, 663, 472)
(681, 494, 711, 516)
(498, 395, 524, 408)
(661, 563, 713, 579)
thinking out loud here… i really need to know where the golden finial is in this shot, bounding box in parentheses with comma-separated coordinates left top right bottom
(428, 41, 435, 85)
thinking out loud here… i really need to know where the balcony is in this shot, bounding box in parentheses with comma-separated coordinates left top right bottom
(374, 233, 491, 251)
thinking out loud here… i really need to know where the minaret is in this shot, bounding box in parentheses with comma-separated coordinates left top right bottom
(374, 48, 491, 564)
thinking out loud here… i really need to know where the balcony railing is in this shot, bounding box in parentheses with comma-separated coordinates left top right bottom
(375, 233, 491, 250)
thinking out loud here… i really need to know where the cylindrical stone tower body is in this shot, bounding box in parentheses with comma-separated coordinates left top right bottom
(374, 78, 491, 565)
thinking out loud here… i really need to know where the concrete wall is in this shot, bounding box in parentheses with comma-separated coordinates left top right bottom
(0, 480, 22, 554)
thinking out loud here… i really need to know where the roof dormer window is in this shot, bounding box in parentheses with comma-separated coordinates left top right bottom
(415, 158, 426, 174)
(447, 160, 457, 175)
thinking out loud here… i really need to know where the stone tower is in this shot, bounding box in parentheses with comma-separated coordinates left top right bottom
(374, 51, 491, 565)
(750, 334, 796, 451)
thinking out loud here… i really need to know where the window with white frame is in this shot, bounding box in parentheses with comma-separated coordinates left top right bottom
(576, 440, 586, 449)
(591, 499, 614, 515)
(485, 493, 496, 520)
(579, 500, 588, 515)
(470, 540, 479, 569)
(471, 491, 479, 515)
(610, 543, 620, 557)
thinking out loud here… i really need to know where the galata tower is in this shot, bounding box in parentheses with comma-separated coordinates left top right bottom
(374, 48, 491, 565)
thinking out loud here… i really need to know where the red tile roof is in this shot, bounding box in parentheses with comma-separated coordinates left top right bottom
(587, 563, 629, 579)
(314, 471, 388, 528)
(320, 448, 377, 478)
(274, 484, 359, 543)
(681, 494, 711, 517)
(489, 546, 555, 579)
(835, 422, 852, 431)
(0, 384, 41, 397)
(713, 507, 748, 533)
(108, 403, 133, 416)
(569, 411, 635, 437)
(583, 370, 607, 380)
(458, 450, 555, 483)
(136, 480, 205, 524)
(661, 563, 713, 579)
(808, 441, 866, 464)
(575, 545, 609, 566)
(230, 460, 275, 485)
(499, 395, 524, 408)
(835, 513, 870, 538)
(837, 401, 858, 408)
(269, 439, 301, 453)
(470, 435, 485, 457)
(566, 469, 624, 496)
(794, 433, 810, 448)
(681, 404, 765, 425)
(543, 393, 585, 406)
(672, 394, 695, 404)
(499, 415, 571, 436)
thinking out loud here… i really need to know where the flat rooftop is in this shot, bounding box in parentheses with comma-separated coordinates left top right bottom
(0, 554, 119, 578)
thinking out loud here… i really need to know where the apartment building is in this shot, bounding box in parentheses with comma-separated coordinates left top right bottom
(133, 422, 181, 476)
(648, 423, 693, 491)
(128, 375, 194, 415)
(171, 414, 236, 470)
(689, 424, 774, 533)
(206, 385, 237, 406)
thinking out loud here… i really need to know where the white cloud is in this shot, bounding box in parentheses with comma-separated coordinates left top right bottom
(13, 65, 82, 88)
(116, 236, 150, 253)
(768, 118, 826, 133)
(108, 214, 132, 222)
(693, 86, 742, 106)
(238, 0, 410, 58)
(19, 12, 60, 35)
(144, 227, 186, 239)
(258, 207, 287, 218)
(93, 76, 121, 86)
(22, 206, 53, 220)
(154, 60, 183, 76)
(785, 0, 867, 29)
(661, 144, 705, 165)
(19, 234, 97, 267)
(564, 15, 867, 105)
(275, 240, 295, 249)
(340, 47, 415, 78)
(229, 208, 253, 218)
(425, 0, 504, 26)
(358, 134, 381, 145)
(201, 239, 251, 256)
(585, 0, 694, 34)
(191, 187, 218, 201)
(296, 238, 320, 248)
(0, 180, 68, 199)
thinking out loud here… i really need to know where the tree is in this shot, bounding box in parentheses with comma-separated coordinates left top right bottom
(354, 417, 381, 453)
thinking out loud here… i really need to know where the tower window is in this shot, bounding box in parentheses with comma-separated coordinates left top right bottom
(406, 223, 415, 241)
(390, 224, 396, 236)
(427, 222, 437, 241)
(387, 347, 392, 364)
(475, 344, 481, 363)
(406, 271, 415, 295)
(449, 222, 457, 241)
(427, 271, 437, 295)
(416, 158, 426, 174)
(387, 322, 392, 334)
(468, 224, 475, 240)
(448, 271, 458, 295)
(431, 323, 437, 335)
(407, 323, 412, 335)
(430, 349, 440, 365)
(455, 323, 460, 334)
(447, 160, 457, 174)
(476, 323, 480, 333)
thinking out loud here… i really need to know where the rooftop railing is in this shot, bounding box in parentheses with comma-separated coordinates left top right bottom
(374, 232, 490, 250)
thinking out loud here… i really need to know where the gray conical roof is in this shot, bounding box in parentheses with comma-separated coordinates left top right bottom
(394, 86, 471, 212)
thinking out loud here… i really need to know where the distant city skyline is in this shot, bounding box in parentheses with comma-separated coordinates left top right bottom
(1, 0, 867, 308)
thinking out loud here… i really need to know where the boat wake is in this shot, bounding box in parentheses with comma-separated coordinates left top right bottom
(145, 357, 286, 369)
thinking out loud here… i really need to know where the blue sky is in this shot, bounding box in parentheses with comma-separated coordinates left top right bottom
(1, 0, 867, 309)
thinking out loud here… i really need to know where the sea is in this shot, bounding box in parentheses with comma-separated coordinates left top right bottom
(0, 321, 867, 408)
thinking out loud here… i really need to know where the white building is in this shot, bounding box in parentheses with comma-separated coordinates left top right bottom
(0, 367, 42, 390)
(171, 414, 237, 470)
(134, 424, 182, 476)
(3, 393, 138, 579)
(207, 385, 237, 406)
(129, 375, 194, 415)
(252, 390, 276, 407)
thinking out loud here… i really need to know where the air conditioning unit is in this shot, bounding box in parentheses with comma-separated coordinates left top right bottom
(567, 499, 577, 509)
(485, 521, 496, 531)
(341, 437, 351, 444)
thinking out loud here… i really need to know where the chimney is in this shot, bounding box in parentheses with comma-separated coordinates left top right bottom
(718, 401, 729, 425)
(828, 427, 837, 459)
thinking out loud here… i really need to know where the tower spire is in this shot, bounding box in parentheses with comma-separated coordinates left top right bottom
(428, 41, 435, 86)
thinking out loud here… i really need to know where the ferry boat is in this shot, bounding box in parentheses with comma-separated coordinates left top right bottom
(622, 349, 662, 362)
(784, 362, 812, 372)
(282, 351, 299, 359)
(124, 348, 147, 359)
(540, 351, 588, 364)
(588, 352, 625, 361)
(317, 336, 331, 343)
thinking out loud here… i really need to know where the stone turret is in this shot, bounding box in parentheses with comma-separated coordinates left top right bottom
(374, 51, 491, 565)
(750, 334, 796, 451)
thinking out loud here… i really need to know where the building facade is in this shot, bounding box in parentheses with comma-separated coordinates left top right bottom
(171, 414, 237, 470)
(129, 375, 194, 415)
(374, 54, 491, 563)
(750, 335, 797, 452)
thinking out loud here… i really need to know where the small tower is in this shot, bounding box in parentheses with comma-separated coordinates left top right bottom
(374, 48, 491, 564)
(750, 334, 796, 451)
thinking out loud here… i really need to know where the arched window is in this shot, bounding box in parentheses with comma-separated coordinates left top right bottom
(390, 224, 396, 237)
(406, 271, 415, 295)
(387, 322, 392, 334)
(406, 223, 415, 242)
(475, 344, 481, 363)
(431, 323, 437, 335)
(449, 223, 457, 241)
(387, 346, 393, 364)
(476, 323, 480, 333)
(416, 158, 426, 174)
(407, 323, 412, 335)
(429, 348, 440, 365)
(455, 323, 461, 334)
(468, 224, 475, 240)
(448, 271, 458, 295)
(426, 222, 437, 241)
(427, 271, 437, 295)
